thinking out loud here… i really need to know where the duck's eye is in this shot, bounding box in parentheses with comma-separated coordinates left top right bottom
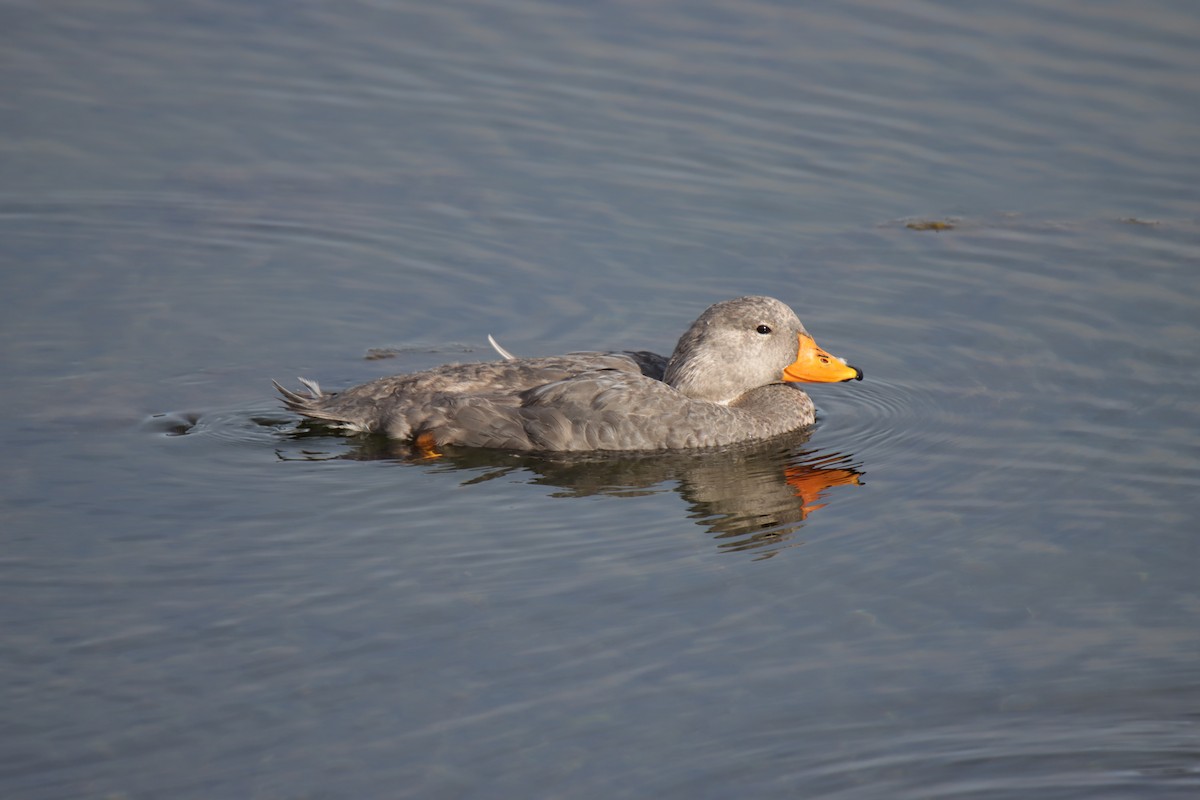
(756, 325, 772, 335)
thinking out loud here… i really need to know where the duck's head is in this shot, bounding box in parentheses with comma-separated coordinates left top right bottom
(664, 296, 861, 404)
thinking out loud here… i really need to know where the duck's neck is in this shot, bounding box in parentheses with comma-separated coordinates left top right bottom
(664, 352, 741, 404)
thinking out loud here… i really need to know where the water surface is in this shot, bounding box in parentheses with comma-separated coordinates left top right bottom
(2, 1, 1199, 797)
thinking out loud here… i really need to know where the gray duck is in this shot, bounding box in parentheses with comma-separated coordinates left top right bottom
(274, 296, 861, 452)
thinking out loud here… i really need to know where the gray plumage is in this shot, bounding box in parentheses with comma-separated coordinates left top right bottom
(274, 296, 858, 452)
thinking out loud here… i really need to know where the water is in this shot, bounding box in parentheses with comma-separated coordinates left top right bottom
(3, 1, 1199, 797)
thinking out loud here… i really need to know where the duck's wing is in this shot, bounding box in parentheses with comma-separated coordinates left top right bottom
(510, 370, 737, 451)
(414, 369, 669, 451)
(618, 350, 669, 381)
(275, 353, 655, 436)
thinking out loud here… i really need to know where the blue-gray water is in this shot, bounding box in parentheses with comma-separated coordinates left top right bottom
(3, 1, 1199, 797)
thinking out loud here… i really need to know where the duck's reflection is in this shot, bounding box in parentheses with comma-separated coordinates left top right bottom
(280, 426, 863, 559)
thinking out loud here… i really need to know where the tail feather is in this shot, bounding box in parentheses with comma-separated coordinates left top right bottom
(273, 377, 375, 432)
(273, 377, 326, 414)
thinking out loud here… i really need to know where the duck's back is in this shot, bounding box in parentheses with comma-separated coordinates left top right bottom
(276, 351, 667, 440)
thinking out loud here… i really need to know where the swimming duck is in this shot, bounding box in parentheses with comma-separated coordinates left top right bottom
(274, 296, 861, 452)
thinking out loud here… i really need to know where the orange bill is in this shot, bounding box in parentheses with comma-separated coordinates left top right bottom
(782, 333, 863, 383)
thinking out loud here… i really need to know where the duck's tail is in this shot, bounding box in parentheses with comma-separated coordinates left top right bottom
(273, 377, 375, 432)
(272, 377, 328, 415)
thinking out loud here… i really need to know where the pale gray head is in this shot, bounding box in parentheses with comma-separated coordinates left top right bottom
(664, 296, 808, 404)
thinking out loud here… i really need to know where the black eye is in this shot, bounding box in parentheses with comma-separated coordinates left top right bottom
(756, 325, 772, 335)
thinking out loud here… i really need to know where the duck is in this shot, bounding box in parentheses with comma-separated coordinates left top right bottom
(274, 296, 861, 453)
